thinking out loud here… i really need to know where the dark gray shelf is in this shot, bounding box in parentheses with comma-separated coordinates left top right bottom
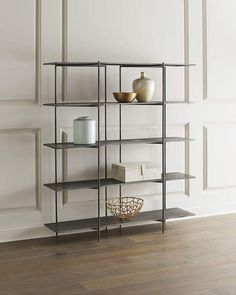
(43, 61, 195, 68)
(104, 62, 195, 68)
(105, 100, 194, 105)
(44, 137, 194, 150)
(107, 101, 164, 105)
(43, 102, 104, 107)
(43, 100, 193, 107)
(45, 178, 161, 191)
(45, 142, 98, 149)
(165, 172, 195, 181)
(44, 173, 195, 192)
(45, 208, 195, 233)
(43, 62, 103, 67)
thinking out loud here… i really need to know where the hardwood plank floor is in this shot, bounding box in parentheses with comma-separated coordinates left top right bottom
(0, 214, 236, 295)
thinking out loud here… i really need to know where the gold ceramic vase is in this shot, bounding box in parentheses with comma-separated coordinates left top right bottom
(132, 72, 155, 102)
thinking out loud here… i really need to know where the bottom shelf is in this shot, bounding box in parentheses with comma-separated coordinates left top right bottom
(45, 208, 194, 233)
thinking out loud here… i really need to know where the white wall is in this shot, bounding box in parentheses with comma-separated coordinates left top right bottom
(0, 0, 236, 242)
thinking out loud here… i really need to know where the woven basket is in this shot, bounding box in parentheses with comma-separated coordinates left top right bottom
(106, 197, 144, 221)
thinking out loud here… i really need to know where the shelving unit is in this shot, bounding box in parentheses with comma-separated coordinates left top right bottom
(43, 61, 195, 241)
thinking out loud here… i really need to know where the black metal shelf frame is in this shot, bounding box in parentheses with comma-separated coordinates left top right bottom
(44, 61, 195, 241)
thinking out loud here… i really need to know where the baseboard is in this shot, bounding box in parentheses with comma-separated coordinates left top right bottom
(0, 225, 53, 243)
(1, 203, 236, 243)
(187, 203, 236, 218)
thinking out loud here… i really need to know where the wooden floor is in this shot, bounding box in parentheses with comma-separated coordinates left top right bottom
(0, 214, 236, 295)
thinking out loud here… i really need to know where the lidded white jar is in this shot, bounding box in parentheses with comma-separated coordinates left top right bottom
(73, 116, 96, 144)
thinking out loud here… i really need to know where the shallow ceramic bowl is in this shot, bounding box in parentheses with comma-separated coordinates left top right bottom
(113, 92, 137, 103)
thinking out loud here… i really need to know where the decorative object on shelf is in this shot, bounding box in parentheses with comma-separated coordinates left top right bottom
(106, 197, 144, 221)
(111, 162, 161, 182)
(113, 92, 137, 103)
(73, 116, 96, 144)
(132, 72, 155, 102)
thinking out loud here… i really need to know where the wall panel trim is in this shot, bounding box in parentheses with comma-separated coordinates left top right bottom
(35, 0, 41, 105)
(202, 0, 208, 100)
(184, 0, 190, 102)
(62, 0, 68, 101)
(0, 128, 42, 213)
(203, 124, 236, 191)
(0, 0, 41, 105)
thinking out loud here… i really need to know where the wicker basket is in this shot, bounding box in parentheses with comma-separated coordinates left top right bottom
(106, 197, 144, 221)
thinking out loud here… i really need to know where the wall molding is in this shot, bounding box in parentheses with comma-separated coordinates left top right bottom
(185, 123, 190, 195)
(203, 123, 236, 191)
(0, 128, 42, 213)
(0, 225, 52, 243)
(184, 0, 190, 102)
(202, 0, 208, 100)
(0, 0, 41, 105)
(62, 0, 68, 101)
(203, 126, 208, 189)
(61, 130, 69, 204)
(35, 0, 41, 105)
(202, 0, 236, 102)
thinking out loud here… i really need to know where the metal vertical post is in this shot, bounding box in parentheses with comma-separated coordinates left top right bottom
(119, 66, 122, 231)
(54, 65, 58, 239)
(104, 66, 108, 231)
(119, 66, 122, 164)
(162, 64, 167, 234)
(97, 61, 101, 242)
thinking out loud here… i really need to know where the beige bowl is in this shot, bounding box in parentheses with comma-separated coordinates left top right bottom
(113, 92, 137, 103)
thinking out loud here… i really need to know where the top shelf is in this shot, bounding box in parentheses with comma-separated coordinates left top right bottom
(43, 61, 196, 68)
(43, 101, 194, 107)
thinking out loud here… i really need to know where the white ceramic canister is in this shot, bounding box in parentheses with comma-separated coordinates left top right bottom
(132, 72, 155, 102)
(73, 116, 96, 144)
